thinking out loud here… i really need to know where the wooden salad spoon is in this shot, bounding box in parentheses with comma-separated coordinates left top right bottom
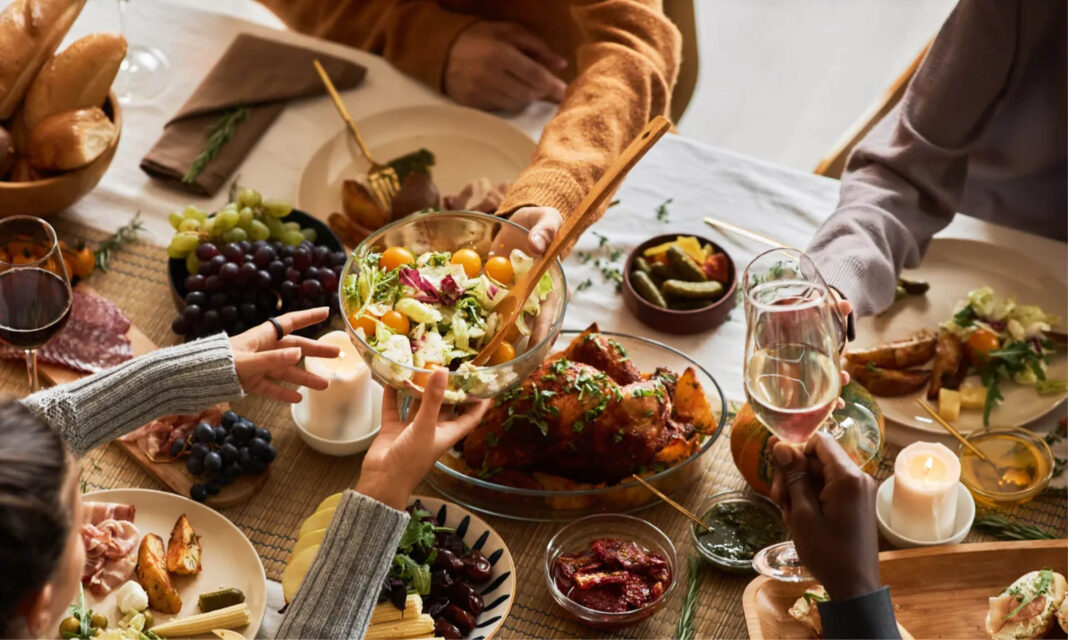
(472, 115, 674, 365)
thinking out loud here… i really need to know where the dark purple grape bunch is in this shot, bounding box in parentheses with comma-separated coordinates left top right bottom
(172, 239, 348, 340)
(170, 410, 277, 502)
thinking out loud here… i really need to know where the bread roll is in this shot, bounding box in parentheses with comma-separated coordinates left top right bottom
(986, 570, 1067, 640)
(27, 106, 115, 171)
(21, 32, 126, 137)
(0, 0, 88, 119)
(0, 125, 14, 179)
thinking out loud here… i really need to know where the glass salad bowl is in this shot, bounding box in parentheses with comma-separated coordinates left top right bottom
(426, 330, 728, 520)
(339, 211, 568, 403)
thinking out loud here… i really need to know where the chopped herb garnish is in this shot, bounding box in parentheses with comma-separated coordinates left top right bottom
(577, 279, 593, 292)
(656, 198, 672, 222)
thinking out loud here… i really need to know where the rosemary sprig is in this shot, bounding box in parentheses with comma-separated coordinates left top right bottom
(973, 512, 1057, 540)
(182, 106, 250, 184)
(675, 555, 702, 640)
(94, 213, 144, 271)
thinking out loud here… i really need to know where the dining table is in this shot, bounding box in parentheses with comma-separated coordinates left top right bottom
(4, 1, 1065, 639)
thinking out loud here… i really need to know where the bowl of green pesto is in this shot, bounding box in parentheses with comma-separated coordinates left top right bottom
(689, 491, 787, 572)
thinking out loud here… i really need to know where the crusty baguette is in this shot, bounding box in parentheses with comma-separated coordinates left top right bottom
(27, 106, 114, 171)
(1057, 593, 1067, 633)
(0, 0, 87, 119)
(986, 570, 1067, 640)
(20, 32, 125, 138)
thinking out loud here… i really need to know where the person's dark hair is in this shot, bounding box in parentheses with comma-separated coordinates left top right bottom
(0, 400, 71, 635)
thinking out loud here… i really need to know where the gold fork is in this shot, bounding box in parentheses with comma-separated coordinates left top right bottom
(313, 59, 399, 210)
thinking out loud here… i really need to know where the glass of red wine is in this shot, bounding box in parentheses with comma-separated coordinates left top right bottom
(741, 248, 876, 582)
(0, 217, 73, 392)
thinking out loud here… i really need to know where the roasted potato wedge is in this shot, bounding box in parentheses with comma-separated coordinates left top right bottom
(672, 367, 717, 434)
(928, 330, 967, 399)
(845, 361, 930, 397)
(327, 212, 370, 249)
(166, 514, 201, 576)
(341, 179, 389, 230)
(136, 534, 181, 614)
(845, 330, 936, 369)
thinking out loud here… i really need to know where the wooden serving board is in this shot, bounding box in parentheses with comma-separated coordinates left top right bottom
(43, 284, 267, 508)
(743, 539, 1068, 639)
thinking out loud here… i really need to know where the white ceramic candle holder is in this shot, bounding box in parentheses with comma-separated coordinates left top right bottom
(876, 476, 975, 549)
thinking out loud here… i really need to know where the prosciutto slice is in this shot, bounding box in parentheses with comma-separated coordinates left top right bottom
(988, 593, 1048, 634)
(120, 404, 226, 461)
(80, 501, 140, 596)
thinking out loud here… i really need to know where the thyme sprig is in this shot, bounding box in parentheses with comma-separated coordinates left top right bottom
(675, 555, 702, 640)
(183, 106, 250, 184)
(94, 213, 144, 271)
(973, 512, 1058, 540)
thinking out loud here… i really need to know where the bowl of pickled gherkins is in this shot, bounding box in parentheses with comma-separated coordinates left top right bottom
(621, 234, 737, 334)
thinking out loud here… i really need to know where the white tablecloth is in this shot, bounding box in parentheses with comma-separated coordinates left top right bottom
(54, 3, 1068, 638)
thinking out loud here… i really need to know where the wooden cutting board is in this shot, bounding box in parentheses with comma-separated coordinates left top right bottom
(43, 284, 267, 508)
(742, 539, 1068, 639)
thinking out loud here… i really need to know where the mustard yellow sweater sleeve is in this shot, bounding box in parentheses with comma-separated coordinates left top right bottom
(256, 0, 479, 90)
(497, 0, 681, 223)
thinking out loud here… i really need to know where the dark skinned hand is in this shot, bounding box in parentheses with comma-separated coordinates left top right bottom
(769, 431, 881, 601)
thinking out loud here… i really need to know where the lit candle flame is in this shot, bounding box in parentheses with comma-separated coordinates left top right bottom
(923, 456, 933, 477)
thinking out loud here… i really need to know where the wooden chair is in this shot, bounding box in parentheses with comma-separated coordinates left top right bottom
(814, 41, 931, 179)
(663, 0, 699, 123)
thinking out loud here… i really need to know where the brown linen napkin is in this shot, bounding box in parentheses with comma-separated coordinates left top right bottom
(141, 33, 366, 196)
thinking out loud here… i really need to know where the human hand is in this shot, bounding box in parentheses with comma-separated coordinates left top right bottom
(494, 206, 563, 256)
(768, 432, 880, 601)
(445, 21, 567, 112)
(357, 369, 490, 510)
(230, 308, 341, 403)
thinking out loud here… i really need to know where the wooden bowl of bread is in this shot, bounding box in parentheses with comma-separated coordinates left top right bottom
(0, 0, 125, 216)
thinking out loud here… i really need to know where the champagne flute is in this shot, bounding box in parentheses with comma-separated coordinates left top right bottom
(742, 248, 873, 581)
(0, 217, 73, 392)
(114, 0, 171, 104)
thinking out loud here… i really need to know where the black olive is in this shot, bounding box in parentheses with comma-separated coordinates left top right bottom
(443, 604, 476, 635)
(435, 531, 464, 556)
(424, 594, 449, 618)
(433, 617, 463, 640)
(434, 548, 465, 574)
(446, 580, 483, 615)
(462, 550, 492, 584)
(430, 569, 453, 594)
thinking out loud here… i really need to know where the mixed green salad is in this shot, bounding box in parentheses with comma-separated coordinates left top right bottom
(942, 287, 1066, 423)
(342, 244, 554, 399)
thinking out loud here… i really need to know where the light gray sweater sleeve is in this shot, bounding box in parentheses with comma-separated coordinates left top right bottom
(805, 0, 1019, 317)
(20, 333, 243, 455)
(277, 490, 409, 639)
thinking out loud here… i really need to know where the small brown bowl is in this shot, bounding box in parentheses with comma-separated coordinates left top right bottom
(621, 233, 737, 334)
(0, 91, 122, 217)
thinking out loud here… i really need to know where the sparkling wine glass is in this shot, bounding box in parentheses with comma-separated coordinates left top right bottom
(0, 217, 73, 392)
(742, 248, 876, 581)
(114, 0, 171, 104)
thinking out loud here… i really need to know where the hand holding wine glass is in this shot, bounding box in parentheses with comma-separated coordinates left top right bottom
(0, 217, 73, 391)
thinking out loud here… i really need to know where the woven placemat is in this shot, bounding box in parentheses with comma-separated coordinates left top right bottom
(0, 220, 1063, 639)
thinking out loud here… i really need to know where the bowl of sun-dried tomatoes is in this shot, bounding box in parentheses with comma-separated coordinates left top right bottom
(544, 514, 678, 629)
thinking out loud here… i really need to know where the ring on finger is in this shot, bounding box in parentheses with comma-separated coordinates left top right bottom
(268, 317, 285, 341)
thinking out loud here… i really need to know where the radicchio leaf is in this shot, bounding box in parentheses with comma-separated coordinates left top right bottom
(438, 275, 464, 305)
(399, 268, 441, 303)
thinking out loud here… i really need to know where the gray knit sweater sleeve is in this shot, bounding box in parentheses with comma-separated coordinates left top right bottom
(277, 490, 409, 639)
(20, 333, 243, 455)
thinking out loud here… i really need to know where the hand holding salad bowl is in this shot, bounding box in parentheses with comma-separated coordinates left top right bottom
(340, 210, 568, 403)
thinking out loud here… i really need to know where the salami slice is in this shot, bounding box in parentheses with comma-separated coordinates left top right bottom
(0, 291, 133, 373)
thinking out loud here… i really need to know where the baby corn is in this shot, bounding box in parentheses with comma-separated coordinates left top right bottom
(371, 594, 423, 624)
(150, 603, 251, 637)
(364, 613, 434, 639)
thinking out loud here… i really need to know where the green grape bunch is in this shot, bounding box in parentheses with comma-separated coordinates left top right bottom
(166, 188, 317, 273)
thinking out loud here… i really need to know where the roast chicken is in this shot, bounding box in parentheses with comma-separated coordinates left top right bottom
(463, 326, 701, 484)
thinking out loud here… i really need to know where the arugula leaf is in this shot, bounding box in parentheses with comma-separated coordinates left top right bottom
(397, 513, 435, 551)
(1003, 568, 1053, 621)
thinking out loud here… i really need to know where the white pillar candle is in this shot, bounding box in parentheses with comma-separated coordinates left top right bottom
(303, 331, 373, 440)
(890, 441, 961, 541)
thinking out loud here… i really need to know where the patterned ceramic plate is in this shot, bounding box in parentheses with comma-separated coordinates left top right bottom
(411, 495, 517, 639)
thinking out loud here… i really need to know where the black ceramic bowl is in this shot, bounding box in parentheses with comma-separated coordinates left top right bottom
(168, 209, 344, 305)
(621, 233, 738, 334)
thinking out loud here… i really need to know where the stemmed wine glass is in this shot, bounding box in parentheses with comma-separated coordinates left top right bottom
(0, 217, 73, 392)
(742, 248, 877, 581)
(115, 0, 171, 104)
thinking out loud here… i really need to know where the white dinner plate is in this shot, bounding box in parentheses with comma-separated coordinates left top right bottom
(854, 238, 1067, 435)
(82, 488, 267, 638)
(298, 104, 536, 218)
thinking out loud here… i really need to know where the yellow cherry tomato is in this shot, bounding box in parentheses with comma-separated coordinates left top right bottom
(967, 329, 1000, 358)
(348, 311, 377, 337)
(489, 341, 516, 366)
(379, 246, 415, 271)
(381, 310, 410, 334)
(485, 256, 514, 285)
(450, 248, 482, 278)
